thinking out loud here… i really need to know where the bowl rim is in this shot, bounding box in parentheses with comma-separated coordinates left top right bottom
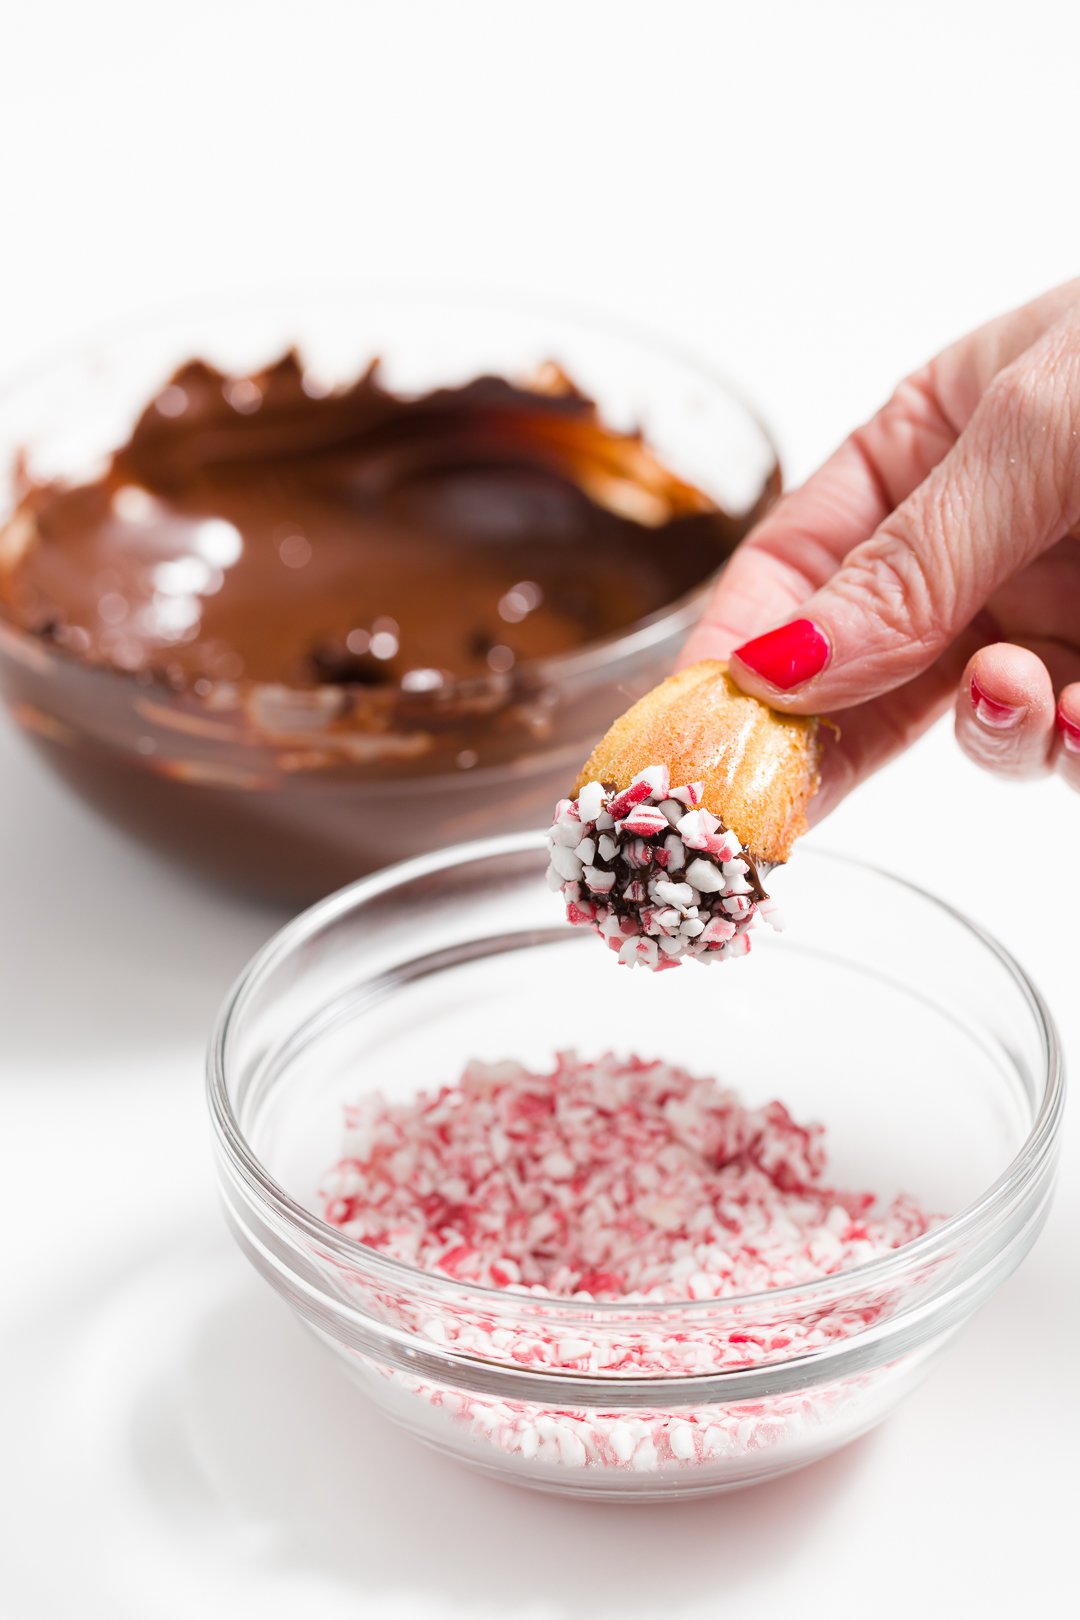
(0, 286, 780, 703)
(207, 834, 1065, 1320)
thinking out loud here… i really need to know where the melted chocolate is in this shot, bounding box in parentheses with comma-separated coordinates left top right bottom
(1, 353, 738, 693)
(0, 352, 778, 900)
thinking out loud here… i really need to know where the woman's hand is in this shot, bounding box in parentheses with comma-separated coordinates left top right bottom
(681, 278, 1080, 818)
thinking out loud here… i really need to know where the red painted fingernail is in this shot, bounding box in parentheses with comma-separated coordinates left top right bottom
(1056, 707, 1080, 754)
(732, 618, 830, 691)
(971, 675, 1025, 731)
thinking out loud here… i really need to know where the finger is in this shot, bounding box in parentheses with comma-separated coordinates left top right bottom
(683, 277, 1080, 671)
(810, 624, 1079, 819)
(931, 275, 1080, 420)
(730, 321, 1080, 712)
(1054, 682, 1080, 790)
(984, 534, 1080, 646)
(954, 643, 1057, 779)
(807, 619, 988, 822)
(681, 374, 958, 667)
(808, 671, 957, 825)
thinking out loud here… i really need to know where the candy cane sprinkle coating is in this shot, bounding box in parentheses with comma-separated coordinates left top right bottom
(547, 767, 782, 968)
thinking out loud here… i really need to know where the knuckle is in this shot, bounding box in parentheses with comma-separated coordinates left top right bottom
(889, 368, 958, 438)
(985, 329, 1080, 446)
(835, 517, 953, 652)
(982, 336, 1080, 531)
(1045, 314, 1080, 369)
(848, 370, 960, 511)
(983, 355, 1052, 435)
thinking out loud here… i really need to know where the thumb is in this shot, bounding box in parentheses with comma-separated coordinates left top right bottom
(729, 327, 1080, 712)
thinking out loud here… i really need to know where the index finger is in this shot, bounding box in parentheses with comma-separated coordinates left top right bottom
(683, 276, 1080, 674)
(680, 376, 957, 667)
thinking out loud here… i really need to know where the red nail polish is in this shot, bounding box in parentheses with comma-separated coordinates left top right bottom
(732, 619, 830, 691)
(1056, 707, 1080, 754)
(971, 675, 1024, 730)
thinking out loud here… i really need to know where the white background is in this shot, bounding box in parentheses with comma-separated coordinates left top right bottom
(2, 2, 1078, 1615)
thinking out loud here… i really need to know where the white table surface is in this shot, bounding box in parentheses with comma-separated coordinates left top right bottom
(2, 4, 1078, 1615)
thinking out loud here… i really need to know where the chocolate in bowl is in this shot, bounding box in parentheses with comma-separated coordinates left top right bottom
(0, 298, 780, 902)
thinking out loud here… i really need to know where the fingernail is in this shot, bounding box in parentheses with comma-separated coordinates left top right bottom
(1056, 707, 1080, 754)
(971, 675, 1025, 731)
(732, 618, 830, 691)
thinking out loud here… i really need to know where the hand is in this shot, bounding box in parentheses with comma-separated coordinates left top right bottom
(681, 278, 1080, 818)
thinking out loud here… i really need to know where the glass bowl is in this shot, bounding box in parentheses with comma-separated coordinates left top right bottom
(207, 838, 1063, 1500)
(0, 293, 778, 903)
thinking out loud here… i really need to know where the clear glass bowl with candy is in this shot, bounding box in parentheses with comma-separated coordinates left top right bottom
(208, 836, 1064, 1500)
